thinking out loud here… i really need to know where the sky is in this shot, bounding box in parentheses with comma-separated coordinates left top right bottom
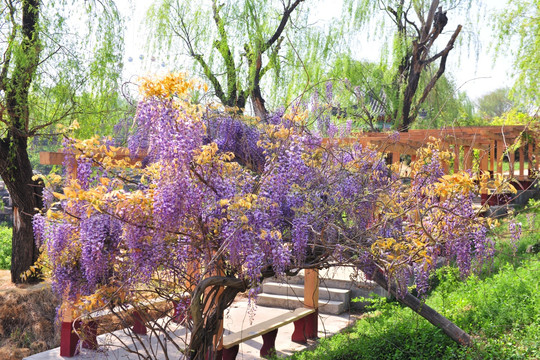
(119, 0, 516, 102)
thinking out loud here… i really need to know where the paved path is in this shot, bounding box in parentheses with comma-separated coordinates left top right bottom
(24, 299, 357, 360)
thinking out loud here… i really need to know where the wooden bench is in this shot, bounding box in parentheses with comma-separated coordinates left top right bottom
(60, 297, 179, 357)
(221, 307, 317, 359)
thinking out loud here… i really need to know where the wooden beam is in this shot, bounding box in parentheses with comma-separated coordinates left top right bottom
(40, 151, 65, 165)
(222, 307, 315, 349)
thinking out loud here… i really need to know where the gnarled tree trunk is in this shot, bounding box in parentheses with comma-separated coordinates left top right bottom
(0, 0, 43, 283)
(0, 139, 42, 283)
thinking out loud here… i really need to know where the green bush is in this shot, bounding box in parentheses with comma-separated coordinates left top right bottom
(0, 223, 11, 270)
(287, 211, 540, 360)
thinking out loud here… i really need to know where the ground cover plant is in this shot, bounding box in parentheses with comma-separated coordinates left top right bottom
(0, 223, 11, 270)
(33, 73, 516, 359)
(287, 208, 540, 360)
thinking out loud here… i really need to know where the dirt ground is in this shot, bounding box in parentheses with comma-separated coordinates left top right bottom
(0, 270, 59, 360)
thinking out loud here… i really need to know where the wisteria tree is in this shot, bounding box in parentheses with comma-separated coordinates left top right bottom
(34, 73, 506, 359)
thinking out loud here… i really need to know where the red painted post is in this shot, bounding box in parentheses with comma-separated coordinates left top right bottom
(132, 311, 147, 335)
(60, 320, 80, 357)
(222, 345, 239, 360)
(172, 297, 191, 324)
(454, 145, 460, 173)
(291, 316, 308, 343)
(260, 329, 278, 358)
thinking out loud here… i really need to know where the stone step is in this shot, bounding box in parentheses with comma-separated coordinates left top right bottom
(262, 282, 350, 303)
(262, 268, 389, 311)
(256, 293, 348, 315)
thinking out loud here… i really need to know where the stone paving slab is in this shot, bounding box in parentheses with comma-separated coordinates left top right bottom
(24, 300, 356, 360)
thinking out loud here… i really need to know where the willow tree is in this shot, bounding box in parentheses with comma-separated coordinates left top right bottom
(326, 56, 474, 131)
(343, 0, 474, 130)
(0, 0, 125, 283)
(495, 0, 540, 111)
(146, 0, 340, 120)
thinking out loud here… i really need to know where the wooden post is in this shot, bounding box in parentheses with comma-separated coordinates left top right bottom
(490, 142, 495, 173)
(59, 155, 80, 357)
(479, 149, 489, 176)
(463, 146, 472, 171)
(479, 149, 489, 205)
(442, 155, 450, 175)
(496, 141, 504, 175)
(519, 146, 524, 179)
(528, 143, 533, 177)
(303, 269, 319, 339)
(392, 152, 401, 166)
(509, 145, 516, 177)
(59, 304, 80, 357)
(453, 145, 460, 173)
(533, 144, 540, 175)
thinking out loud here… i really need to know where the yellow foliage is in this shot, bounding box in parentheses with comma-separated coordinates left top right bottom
(283, 108, 309, 125)
(139, 72, 201, 99)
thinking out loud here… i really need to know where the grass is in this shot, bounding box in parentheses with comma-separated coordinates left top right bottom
(286, 210, 540, 360)
(0, 222, 11, 270)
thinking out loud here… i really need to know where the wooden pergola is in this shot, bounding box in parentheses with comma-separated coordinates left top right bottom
(330, 125, 538, 183)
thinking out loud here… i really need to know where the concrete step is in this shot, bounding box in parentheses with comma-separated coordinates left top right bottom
(256, 293, 348, 315)
(262, 268, 389, 311)
(262, 282, 350, 303)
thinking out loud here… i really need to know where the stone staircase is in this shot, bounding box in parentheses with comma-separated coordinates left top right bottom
(256, 267, 388, 315)
(257, 281, 350, 314)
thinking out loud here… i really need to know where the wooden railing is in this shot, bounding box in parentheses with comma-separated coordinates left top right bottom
(331, 125, 538, 183)
(41, 125, 538, 183)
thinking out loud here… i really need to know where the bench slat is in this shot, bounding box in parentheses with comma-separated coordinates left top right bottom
(222, 307, 315, 349)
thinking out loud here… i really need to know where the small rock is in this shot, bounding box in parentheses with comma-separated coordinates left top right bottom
(30, 340, 47, 352)
(526, 243, 540, 254)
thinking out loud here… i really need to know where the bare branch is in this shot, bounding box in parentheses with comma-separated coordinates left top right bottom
(262, 0, 305, 53)
(417, 25, 462, 107)
(421, 0, 440, 43)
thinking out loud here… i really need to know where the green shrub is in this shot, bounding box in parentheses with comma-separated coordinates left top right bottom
(288, 212, 540, 360)
(0, 223, 11, 270)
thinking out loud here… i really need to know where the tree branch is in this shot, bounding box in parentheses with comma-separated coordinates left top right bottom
(421, 0, 439, 43)
(371, 269, 471, 346)
(0, 2, 16, 91)
(212, 0, 238, 106)
(417, 25, 462, 107)
(262, 0, 304, 53)
(193, 54, 226, 103)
